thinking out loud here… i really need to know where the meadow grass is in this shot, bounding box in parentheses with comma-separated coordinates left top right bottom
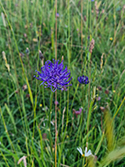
(0, 0, 125, 166)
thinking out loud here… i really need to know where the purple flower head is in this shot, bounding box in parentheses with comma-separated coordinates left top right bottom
(73, 108, 83, 117)
(97, 96, 101, 101)
(56, 13, 59, 17)
(78, 75, 89, 85)
(91, 0, 94, 1)
(34, 59, 72, 92)
(55, 100, 59, 105)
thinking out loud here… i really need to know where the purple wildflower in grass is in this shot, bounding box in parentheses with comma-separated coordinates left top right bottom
(55, 101, 59, 105)
(73, 108, 83, 117)
(34, 59, 72, 92)
(78, 75, 89, 85)
(97, 96, 101, 101)
(91, 0, 94, 1)
(56, 13, 59, 17)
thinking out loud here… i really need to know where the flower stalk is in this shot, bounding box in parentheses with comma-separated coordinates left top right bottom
(55, 90, 57, 167)
(55, 0, 57, 164)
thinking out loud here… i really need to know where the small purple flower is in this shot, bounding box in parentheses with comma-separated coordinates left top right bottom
(91, 0, 94, 1)
(55, 101, 59, 105)
(34, 59, 72, 92)
(73, 108, 83, 117)
(78, 75, 89, 85)
(56, 13, 59, 17)
(97, 96, 101, 101)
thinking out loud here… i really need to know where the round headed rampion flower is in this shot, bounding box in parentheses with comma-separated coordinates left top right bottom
(78, 75, 89, 85)
(34, 59, 72, 92)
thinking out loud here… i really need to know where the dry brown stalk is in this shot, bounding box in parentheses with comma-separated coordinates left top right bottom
(95, 1, 99, 20)
(89, 39, 95, 54)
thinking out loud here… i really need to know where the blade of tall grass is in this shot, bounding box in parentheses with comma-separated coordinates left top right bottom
(104, 107, 115, 151)
(37, 125, 47, 167)
(4, 103, 17, 133)
(0, 151, 10, 167)
(113, 97, 125, 120)
(99, 146, 125, 167)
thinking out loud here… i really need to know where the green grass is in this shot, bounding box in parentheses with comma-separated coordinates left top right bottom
(0, 0, 125, 166)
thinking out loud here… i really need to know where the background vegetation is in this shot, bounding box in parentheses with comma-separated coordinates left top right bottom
(0, 0, 125, 166)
